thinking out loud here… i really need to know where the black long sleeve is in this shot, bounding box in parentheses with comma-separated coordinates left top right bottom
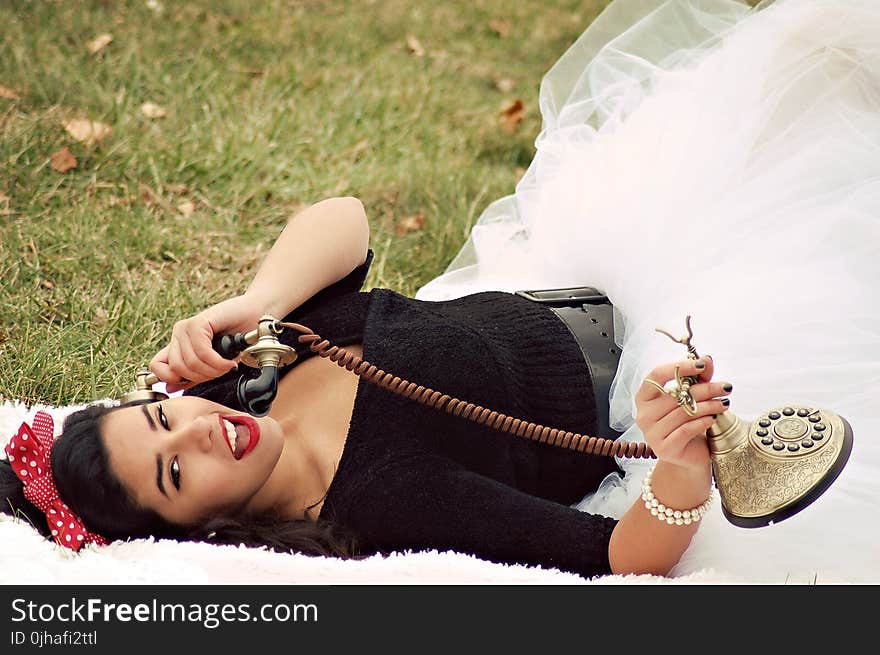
(326, 450, 617, 578)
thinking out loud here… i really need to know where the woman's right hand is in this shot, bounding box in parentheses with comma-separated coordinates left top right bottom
(149, 294, 266, 392)
(635, 356, 731, 474)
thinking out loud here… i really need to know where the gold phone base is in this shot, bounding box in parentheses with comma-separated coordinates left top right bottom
(652, 316, 854, 528)
(708, 406, 854, 528)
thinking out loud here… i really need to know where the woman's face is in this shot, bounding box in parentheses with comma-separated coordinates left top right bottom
(101, 397, 284, 526)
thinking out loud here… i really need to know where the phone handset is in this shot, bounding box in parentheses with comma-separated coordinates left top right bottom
(210, 316, 297, 417)
(122, 316, 296, 417)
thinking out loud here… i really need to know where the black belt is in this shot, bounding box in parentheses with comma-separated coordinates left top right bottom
(514, 287, 623, 441)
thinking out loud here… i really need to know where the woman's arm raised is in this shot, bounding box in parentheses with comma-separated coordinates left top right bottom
(149, 196, 370, 391)
(608, 356, 730, 576)
(245, 196, 370, 319)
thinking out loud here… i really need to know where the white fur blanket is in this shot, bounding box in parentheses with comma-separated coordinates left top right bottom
(0, 401, 760, 585)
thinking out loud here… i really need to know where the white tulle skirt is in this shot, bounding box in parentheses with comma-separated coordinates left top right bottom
(416, 0, 880, 583)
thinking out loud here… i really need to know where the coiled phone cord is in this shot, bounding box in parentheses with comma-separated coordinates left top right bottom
(279, 321, 656, 460)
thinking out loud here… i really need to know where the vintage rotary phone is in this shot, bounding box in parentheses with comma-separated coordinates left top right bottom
(122, 314, 853, 529)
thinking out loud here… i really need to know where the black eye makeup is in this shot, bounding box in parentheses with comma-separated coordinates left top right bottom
(156, 404, 180, 491)
(157, 404, 170, 430)
(170, 457, 181, 491)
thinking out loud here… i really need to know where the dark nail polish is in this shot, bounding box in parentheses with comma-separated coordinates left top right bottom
(723, 383, 733, 392)
(695, 361, 705, 369)
(721, 398, 730, 406)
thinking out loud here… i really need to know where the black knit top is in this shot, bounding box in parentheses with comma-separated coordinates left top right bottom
(186, 251, 622, 578)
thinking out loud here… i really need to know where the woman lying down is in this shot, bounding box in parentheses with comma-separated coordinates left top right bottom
(7, 0, 879, 581)
(1, 196, 728, 579)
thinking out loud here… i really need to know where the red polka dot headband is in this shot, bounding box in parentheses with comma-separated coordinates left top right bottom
(4, 411, 107, 551)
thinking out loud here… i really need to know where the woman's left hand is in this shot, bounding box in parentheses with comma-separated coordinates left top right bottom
(635, 356, 732, 473)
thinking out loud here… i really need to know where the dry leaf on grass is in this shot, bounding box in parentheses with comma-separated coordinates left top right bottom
(50, 147, 78, 173)
(63, 119, 113, 145)
(499, 99, 525, 134)
(40, 279, 55, 290)
(86, 33, 113, 55)
(396, 214, 426, 235)
(0, 85, 20, 100)
(177, 200, 196, 217)
(488, 19, 512, 37)
(140, 102, 167, 119)
(494, 77, 516, 93)
(406, 35, 425, 57)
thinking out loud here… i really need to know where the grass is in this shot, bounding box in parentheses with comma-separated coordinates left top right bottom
(0, 0, 611, 406)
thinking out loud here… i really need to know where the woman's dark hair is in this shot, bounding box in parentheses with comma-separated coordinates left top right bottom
(1, 403, 360, 557)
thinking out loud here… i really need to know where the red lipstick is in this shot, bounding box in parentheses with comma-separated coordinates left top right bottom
(219, 415, 260, 460)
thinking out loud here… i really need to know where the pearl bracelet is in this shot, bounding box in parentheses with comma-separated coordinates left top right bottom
(641, 465, 714, 526)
